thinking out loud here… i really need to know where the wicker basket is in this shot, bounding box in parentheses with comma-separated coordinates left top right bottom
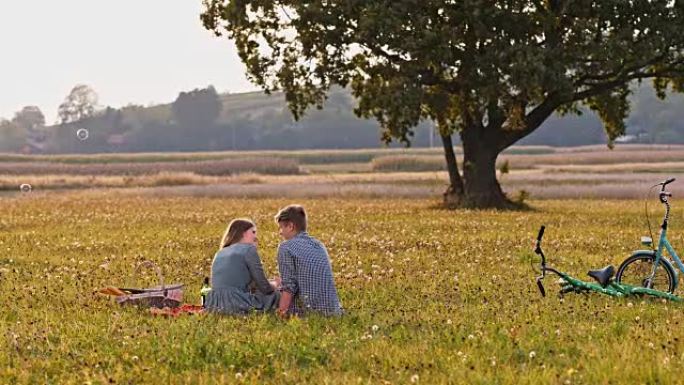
(116, 261, 183, 309)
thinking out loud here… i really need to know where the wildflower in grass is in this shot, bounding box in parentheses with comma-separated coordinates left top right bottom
(410, 374, 419, 383)
(529, 351, 536, 359)
(372, 324, 379, 332)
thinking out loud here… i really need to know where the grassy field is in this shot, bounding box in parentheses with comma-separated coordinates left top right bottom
(3, 193, 684, 383)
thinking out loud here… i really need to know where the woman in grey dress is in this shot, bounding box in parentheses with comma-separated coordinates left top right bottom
(204, 218, 280, 314)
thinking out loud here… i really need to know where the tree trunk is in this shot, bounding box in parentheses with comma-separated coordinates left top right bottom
(440, 133, 464, 207)
(459, 127, 516, 209)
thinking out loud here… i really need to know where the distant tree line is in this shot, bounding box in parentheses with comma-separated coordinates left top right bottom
(0, 83, 681, 154)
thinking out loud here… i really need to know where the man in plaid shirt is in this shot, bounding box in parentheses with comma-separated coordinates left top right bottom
(274, 204, 342, 317)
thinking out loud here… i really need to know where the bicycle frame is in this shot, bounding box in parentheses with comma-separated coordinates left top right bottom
(647, 179, 683, 290)
(559, 272, 682, 301)
(535, 225, 682, 302)
(556, 271, 628, 297)
(654, 230, 683, 279)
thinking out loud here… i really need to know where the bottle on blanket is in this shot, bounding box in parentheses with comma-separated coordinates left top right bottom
(200, 277, 211, 307)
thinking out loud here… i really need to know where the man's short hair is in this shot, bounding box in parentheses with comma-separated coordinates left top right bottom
(275, 204, 307, 232)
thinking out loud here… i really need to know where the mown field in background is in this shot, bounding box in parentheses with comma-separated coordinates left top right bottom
(0, 145, 556, 165)
(3, 144, 684, 200)
(3, 195, 684, 384)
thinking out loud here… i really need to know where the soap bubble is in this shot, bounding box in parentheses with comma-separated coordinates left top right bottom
(76, 128, 89, 141)
(19, 184, 32, 193)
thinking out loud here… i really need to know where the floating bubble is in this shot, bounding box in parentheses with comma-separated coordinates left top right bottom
(76, 128, 89, 141)
(19, 183, 32, 193)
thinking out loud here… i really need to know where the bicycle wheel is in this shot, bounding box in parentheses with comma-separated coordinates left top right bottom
(615, 252, 677, 293)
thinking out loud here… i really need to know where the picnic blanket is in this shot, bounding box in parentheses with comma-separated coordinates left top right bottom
(149, 304, 205, 317)
(97, 261, 184, 309)
(99, 286, 201, 316)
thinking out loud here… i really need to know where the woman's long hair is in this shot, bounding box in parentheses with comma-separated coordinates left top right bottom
(220, 218, 255, 249)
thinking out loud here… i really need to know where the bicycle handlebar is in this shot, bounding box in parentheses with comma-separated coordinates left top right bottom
(661, 178, 676, 190)
(536, 277, 546, 297)
(657, 178, 676, 204)
(534, 225, 546, 266)
(534, 225, 547, 297)
(537, 225, 546, 243)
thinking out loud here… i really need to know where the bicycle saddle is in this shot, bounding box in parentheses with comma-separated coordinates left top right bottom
(587, 265, 615, 288)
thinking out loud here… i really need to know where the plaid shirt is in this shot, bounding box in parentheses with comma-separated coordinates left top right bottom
(277, 232, 342, 316)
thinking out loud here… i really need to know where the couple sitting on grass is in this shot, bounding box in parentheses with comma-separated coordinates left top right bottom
(203, 204, 342, 318)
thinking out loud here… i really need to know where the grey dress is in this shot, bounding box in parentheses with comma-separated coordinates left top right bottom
(205, 243, 280, 314)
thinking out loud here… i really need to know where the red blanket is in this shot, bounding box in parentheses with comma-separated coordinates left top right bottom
(149, 304, 204, 317)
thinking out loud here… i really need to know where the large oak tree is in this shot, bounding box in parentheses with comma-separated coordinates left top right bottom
(201, 0, 684, 208)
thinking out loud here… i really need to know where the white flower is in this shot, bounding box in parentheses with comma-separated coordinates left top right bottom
(529, 351, 536, 359)
(235, 372, 243, 379)
(371, 324, 379, 332)
(410, 374, 419, 383)
(446, 319, 452, 325)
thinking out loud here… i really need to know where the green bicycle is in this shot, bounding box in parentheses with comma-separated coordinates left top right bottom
(533, 225, 681, 301)
(615, 178, 682, 293)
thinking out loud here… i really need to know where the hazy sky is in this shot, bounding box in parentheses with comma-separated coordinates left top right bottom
(0, 0, 258, 123)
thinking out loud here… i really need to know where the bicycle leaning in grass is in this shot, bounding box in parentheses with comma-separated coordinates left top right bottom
(533, 225, 681, 301)
(615, 177, 684, 293)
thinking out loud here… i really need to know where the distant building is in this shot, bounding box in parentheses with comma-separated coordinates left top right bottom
(615, 131, 649, 144)
(615, 135, 637, 143)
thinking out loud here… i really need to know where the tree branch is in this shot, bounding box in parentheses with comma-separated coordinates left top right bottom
(496, 92, 562, 151)
(572, 63, 684, 102)
(573, 52, 670, 86)
(496, 58, 684, 151)
(417, 68, 461, 93)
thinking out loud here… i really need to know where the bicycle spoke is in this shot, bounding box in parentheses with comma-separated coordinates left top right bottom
(620, 259, 671, 291)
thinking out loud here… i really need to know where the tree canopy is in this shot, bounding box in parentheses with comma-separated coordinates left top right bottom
(58, 84, 99, 125)
(201, 0, 684, 208)
(13, 106, 45, 131)
(171, 85, 223, 130)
